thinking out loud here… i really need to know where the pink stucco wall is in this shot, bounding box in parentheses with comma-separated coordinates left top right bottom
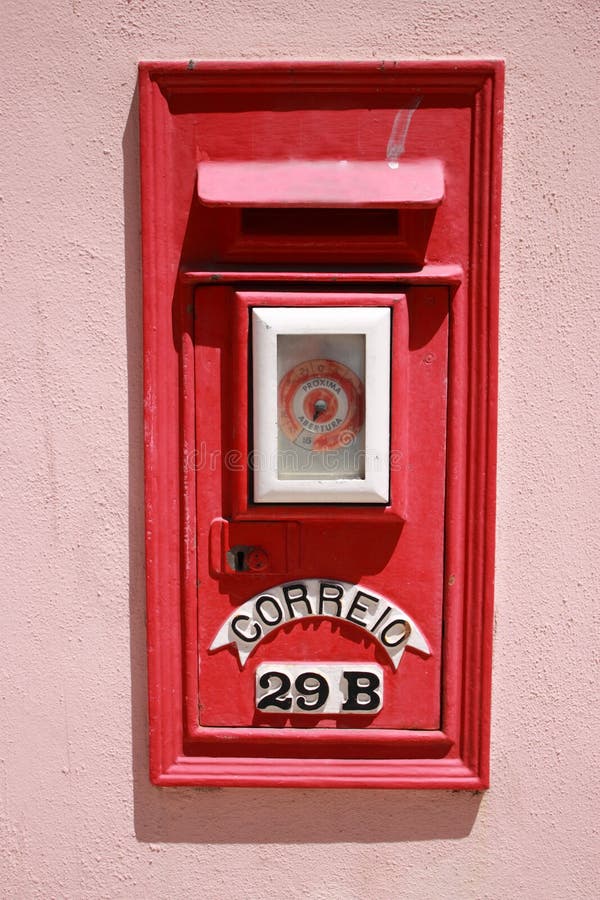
(1, 1, 598, 897)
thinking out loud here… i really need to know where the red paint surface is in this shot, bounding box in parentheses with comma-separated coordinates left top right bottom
(196, 159, 445, 207)
(194, 286, 447, 730)
(139, 60, 503, 788)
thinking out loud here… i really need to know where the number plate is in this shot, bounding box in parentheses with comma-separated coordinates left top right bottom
(255, 662, 384, 715)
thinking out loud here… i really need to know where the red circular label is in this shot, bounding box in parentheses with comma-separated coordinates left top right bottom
(278, 359, 364, 451)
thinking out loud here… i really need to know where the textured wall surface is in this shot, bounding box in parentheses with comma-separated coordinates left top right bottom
(1, 1, 598, 898)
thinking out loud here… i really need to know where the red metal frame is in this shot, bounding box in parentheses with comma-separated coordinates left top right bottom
(227, 290, 408, 522)
(139, 60, 503, 788)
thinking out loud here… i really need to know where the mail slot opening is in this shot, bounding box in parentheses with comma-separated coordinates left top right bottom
(194, 158, 445, 264)
(241, 208, 399, 239)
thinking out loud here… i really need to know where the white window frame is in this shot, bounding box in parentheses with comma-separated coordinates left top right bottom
(252, 306, 391, 504)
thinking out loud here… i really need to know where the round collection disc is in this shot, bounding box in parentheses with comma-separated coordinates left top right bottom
(278, 358, 365, 451)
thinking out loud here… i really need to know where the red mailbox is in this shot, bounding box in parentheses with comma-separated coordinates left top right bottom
(139, 60, 503, 788)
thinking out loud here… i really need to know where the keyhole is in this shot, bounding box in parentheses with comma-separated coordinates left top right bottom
(313, 399, 327, 421)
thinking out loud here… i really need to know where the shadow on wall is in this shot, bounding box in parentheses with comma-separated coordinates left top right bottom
(123, 87, 482, 845)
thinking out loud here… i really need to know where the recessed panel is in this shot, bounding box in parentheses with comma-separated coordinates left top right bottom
(196, 286, 448, 732)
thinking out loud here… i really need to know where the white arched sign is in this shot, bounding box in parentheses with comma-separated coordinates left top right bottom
(210, 579, 431, 669)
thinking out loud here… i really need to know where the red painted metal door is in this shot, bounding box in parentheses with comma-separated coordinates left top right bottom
(194, 284, 448, 731)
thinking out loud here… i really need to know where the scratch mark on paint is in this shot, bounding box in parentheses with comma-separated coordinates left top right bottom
(386, 96, 422, 168)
